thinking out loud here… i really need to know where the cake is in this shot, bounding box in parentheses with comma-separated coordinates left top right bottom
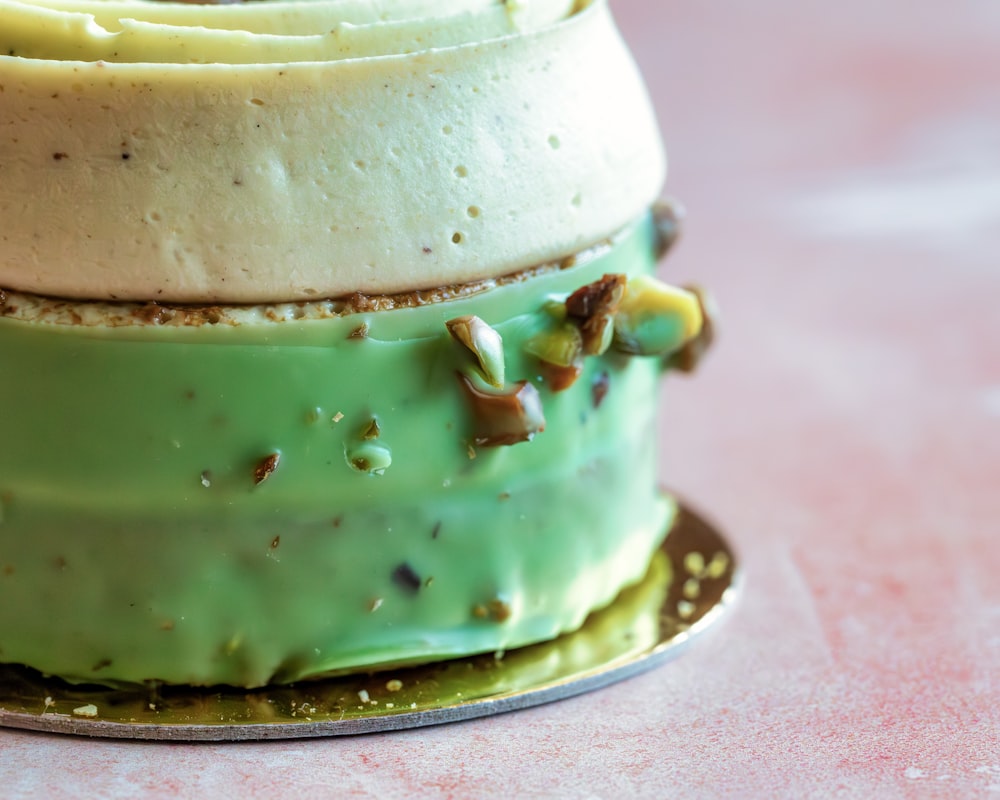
(0, 0, 710, 688)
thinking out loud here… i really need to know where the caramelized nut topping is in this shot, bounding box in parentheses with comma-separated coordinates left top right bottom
(566, 273, 626, 320)
(565, 273, 626, 355)
(253, 452, 281, 485)
(591, 371, 610, 409)
(665, 285, 717, 373)
(540, 362, 582, 392)
(457, 373, 545, 447)
(360, 418, 381, 440)
(346, 441, 392, 475)
(613, 275, 703, 356)
(652, 198, 685, 259)
(472, 598, 512, 622)
(446, 315, 505, 388)
(524, 322, 583, 368)
(488, 598, 512, 622)
(136, 303, 176, 326)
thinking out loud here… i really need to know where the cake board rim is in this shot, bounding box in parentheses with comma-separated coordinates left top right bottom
(0, 495, 740, 742)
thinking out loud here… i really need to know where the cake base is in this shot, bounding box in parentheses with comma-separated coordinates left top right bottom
(0, 499, 738, 741)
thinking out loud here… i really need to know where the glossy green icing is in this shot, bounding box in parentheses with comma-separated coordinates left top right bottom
(0, 214, 687, 687)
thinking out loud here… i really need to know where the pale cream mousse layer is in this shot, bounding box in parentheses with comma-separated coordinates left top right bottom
(0, 0, 665, 302)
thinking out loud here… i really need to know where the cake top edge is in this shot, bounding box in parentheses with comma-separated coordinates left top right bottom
(0, 0, 666, 303)
(0, 231, 619, 327)
(1, 0, 584, 65)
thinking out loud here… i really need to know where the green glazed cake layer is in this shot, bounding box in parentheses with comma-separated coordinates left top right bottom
(0, 214, 695, 688)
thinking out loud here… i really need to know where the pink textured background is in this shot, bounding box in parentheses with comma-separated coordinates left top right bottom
(2, 1, 998, 796)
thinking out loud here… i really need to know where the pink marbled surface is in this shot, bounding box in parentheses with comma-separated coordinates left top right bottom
(2, 1, 999, 796)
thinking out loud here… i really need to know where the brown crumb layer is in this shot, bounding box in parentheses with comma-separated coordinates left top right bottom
(0, 240, 614, 329)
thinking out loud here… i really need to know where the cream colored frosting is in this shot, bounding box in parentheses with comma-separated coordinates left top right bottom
(0, 0, 665, 302)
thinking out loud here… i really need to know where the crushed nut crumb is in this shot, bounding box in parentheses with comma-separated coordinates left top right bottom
(706, 551, 730, 579)
(360, 418, 381, 440)
(684, 551, 706, 576)
(591, 371, 610, 409)
(565, 273, 625, 355)
(472, 597, 511, 622)
(253, 452, 281, 485)
(392, 562, 422, 594)
(652, 198, 685, 259)
(664, 285, 717, 372)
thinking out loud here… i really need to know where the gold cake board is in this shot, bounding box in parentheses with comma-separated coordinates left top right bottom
(0, 501, 739, 741)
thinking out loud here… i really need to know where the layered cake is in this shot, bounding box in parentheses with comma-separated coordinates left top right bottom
(0, 0, 710, 688)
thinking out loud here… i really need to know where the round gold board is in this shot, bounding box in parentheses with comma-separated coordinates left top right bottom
(0, 500, 738, 741)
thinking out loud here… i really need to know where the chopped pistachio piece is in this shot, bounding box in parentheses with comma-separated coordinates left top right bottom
(457, 373, 545, 447)
(348, 322, 369, 340)
(360, 417, 381, 440)
(652, 198, 685, 259)
(446, 315, 506, 389)
(540, 298, 568, 321)
(539, 362, 582, 392)
(614, 275, 703, 356)
(665, 285, 717, 373)
(345, 441, 392, 475)
(565, 273, 626, 355)
(472, 598, 512, 623)
(524, 321, 583, 368)
(706, 550, 731, 579)
(566, 273, 626, 319)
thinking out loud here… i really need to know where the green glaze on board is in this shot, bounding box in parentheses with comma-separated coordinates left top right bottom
(0, 214, 697, 687)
